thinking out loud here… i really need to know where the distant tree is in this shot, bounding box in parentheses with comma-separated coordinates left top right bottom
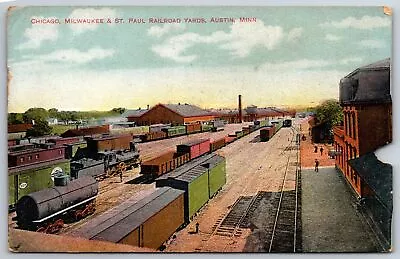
(48, 108, 59, 118)
(111, 108, 126, 114)
(8, 113, 24, 124)
(315, 99, 343, 129)
(26, 120, 52, 137)
(23, 108, 49, 124)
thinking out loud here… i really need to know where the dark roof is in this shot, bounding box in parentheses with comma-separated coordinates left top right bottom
(123, 109, 149, 118)
(174, 166, 208, 182)
(60, 125, 109, 137)
(358, 58, 390, 71)
(348, 153, 392, 209)
(340, 58, 391, 105)
(8, 124, 33, 133)
(68, 187, 184, 242)
(162, 103, 212, 117)
(156, 153, 217, 181)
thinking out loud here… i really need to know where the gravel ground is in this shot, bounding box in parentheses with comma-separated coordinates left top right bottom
(165, 125, 298, 252)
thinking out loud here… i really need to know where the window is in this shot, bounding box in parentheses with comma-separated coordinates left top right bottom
(35, 154, 39, 159)
(28, 155, 32, 161)
(20, 157, 24, 163)
(59, 150, 63, 155)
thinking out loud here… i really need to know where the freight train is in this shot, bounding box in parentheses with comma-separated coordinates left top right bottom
(70, 135, 140, 179)
(68, 153, 226, 250)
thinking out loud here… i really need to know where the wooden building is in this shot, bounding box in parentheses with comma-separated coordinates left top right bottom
(127, 103, 214, 126)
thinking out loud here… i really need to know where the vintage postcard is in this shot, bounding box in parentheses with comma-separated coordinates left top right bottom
(7, 6, 392, 253)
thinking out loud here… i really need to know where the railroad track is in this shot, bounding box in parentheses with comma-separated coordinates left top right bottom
(198, 126, 301, 252)
(266, 125, 301, 252)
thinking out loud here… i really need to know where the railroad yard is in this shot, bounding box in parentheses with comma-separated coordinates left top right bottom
(8, 118, 381, 253)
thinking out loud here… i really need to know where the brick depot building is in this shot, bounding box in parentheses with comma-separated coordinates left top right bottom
(212, 106, 294, 123)
(333, 58, 392, 246)
(127, 103, 214, 126)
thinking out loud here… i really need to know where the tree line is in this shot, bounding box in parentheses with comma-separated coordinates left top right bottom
(8, 107, 126, 137)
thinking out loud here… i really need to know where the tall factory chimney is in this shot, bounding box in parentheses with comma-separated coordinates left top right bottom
(238, 94, 242, 123)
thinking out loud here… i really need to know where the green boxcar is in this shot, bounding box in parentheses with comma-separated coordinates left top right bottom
(207, 155, 226, 198)
(259, 119, 269, 128)
(164, 126, 186, 137)
(8, 159, 71, 208)
(156, 153, 226, 221)
(201, 124, 213, 132)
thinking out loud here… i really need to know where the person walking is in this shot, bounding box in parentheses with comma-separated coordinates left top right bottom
(195, 222, 200, 233)
(119, 171, 123, 183)
(314, 159, 319, 172)
(320, 147, 324, 156)
(314, 145, 318, 153)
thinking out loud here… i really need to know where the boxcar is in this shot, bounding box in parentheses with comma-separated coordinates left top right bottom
(185, 123, 202, 134)
(206, 155, 226, 198)
(68, 187, 185, 250)
(162, 126, 186, 138)
(9, 159, 71, 208)
(86, 134, 132, 153)
(156, 153, 226, 221)
(157, 166, 209, 221)
(260, 128, 273, 142)
(141, 151, 190, 178)
(201, 124, 213, 132)
(139, 131, 167, 142)
(210, 137, 226, 152)
(176, 139, 210, 160)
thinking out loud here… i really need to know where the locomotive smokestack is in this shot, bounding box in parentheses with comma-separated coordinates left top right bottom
(238, 95, 242, 123)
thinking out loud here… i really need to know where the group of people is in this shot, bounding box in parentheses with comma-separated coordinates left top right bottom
(314, 145, 324, 172)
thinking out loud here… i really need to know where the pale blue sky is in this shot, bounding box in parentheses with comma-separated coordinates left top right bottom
(7, 6, 391, 112)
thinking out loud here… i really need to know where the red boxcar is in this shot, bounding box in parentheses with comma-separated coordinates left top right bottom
(176, 139, 210, 160)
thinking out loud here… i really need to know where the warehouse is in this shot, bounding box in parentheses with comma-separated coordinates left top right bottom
(127, 103, 214, 126)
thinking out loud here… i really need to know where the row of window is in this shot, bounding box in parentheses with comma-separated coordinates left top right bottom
(334, 141, 359, 188)
(18, 149, 63, 163)
(344, 111, 357, 140)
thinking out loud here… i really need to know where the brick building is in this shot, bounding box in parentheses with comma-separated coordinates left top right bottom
(333, 58, 392, 247)
(212, 106, 294, 123)
(127, 103, 214, 126)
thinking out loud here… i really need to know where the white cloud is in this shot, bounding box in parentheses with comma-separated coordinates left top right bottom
(147, 23, 186, 38)
(261, 59, 332, 71)
(287, 27, 303, 42)
(325, 33, 341, 42)
(22, 47, 115, 64)
(339, 57, 363, 65)
(151, 20, 286, 62)
(359, 39, 386, 49)
(320, 15, 391, 30)
(17, 16, 59, 49)
(67, 8, 117, 34)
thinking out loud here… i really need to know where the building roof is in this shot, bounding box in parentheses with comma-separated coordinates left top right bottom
(60, 125, 109, 137)
(348, 153, 392, 210)
(162, 103, 212, 117)
(340, 58, 391, 105)
(123, 108, 149, 118)
(8, 124, 33, 133)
